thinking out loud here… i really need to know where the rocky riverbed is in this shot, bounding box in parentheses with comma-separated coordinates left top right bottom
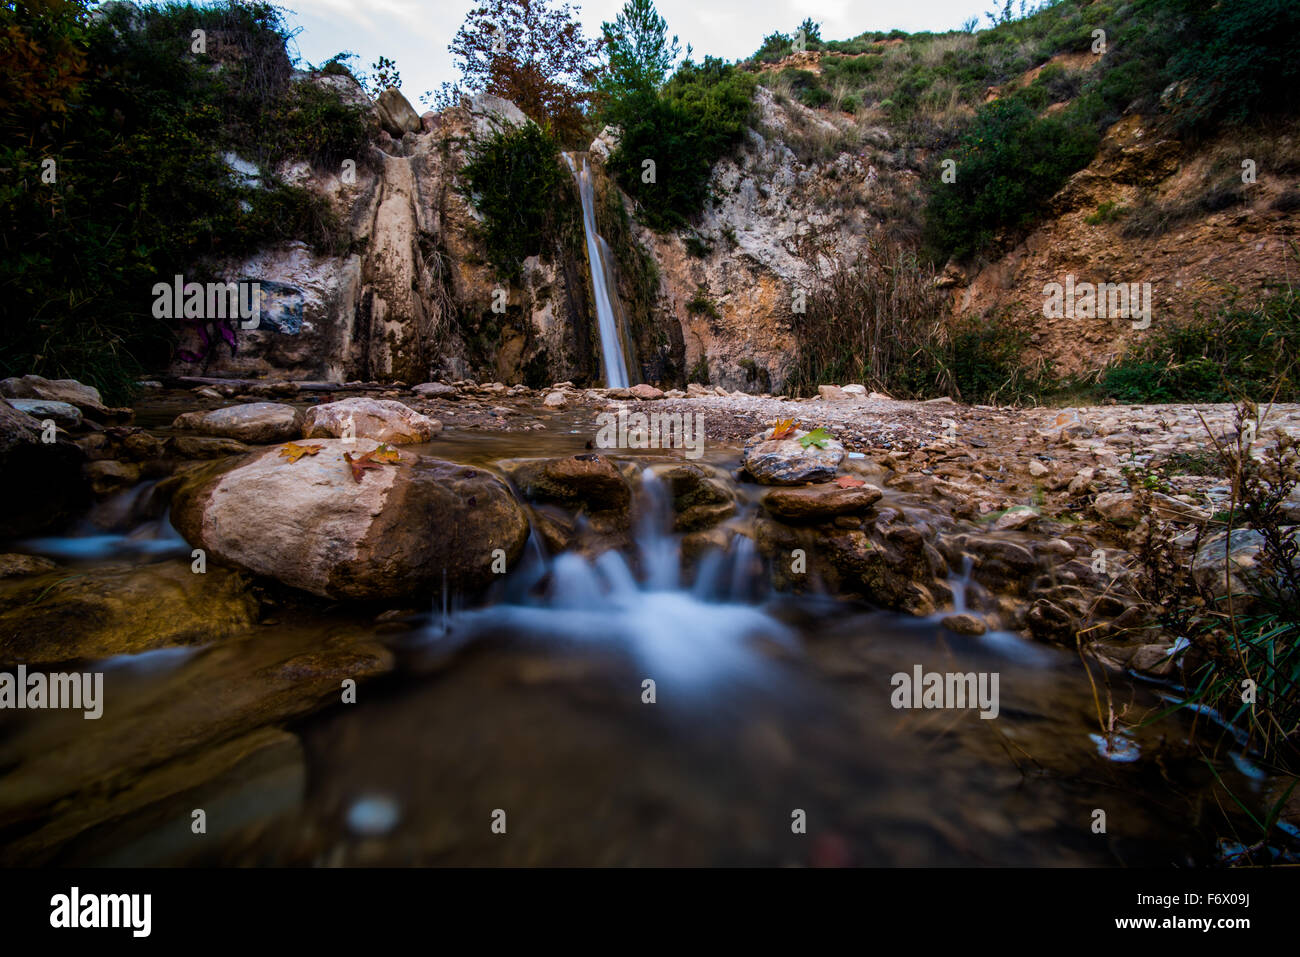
(1, 374, 1298, 865)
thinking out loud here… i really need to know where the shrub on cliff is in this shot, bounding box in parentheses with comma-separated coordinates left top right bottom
(605, 57, 756, 231)
(459, 123, 569, 280)
(0, 0, 366, 401)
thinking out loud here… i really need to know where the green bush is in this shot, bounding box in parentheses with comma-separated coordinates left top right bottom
(605, 57, 755, 231)
(922, 97, 1099, 261)
(458, 123, 569, 280)
(1101, 291, 1300, 402)
(0, 0, 366, 401)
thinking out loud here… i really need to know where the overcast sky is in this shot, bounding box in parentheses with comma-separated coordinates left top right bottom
(278, 0, 989, 106)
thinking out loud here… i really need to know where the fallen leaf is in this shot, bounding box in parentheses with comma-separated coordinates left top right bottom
(799, 426, 833, 449)
(834, 475, 866, 487)
(278, 442, 324, 463)
(770, 418, 796, 440)
(369, 442, 401, 464)
(344, 450, 387, 483)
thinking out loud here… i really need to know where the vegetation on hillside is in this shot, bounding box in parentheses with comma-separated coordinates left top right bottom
(0, 0, 366, 401)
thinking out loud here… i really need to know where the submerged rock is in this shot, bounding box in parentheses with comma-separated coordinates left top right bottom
(172, 402, 303, 444)
(742, 428, 845, 485)
(301, 397, 440, 444)
(0, 562, 258, 662)
(171, 440, 528, 600)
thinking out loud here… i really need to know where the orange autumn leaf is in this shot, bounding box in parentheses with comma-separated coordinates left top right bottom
(835, 475, 866, 488)
(369, 443, 401, 464)
(343, 449, 387, 482)
(770, 418, 796, 440)
(278, 442, 324, 463)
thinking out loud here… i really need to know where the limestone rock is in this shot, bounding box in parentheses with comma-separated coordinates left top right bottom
(301, 397, 440, 444)
(6, 399, 82, 429)
(171, 441, 529, 600)
(173, 402, 303, 444)
(376, 87, 421, 137)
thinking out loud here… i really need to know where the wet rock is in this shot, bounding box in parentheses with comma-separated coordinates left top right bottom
(652, 463, 735, 531)
(762, 483, 882, 522)
(742, 427, 845, 485)
(173, 402, 303, 444)
(0, 562, 258, 663)
(301, 397, 440, 444)
(629, 384, 664, 400)
(543, 391, 567, 408)
(168, 435, 253, 459)
(0, 399, 89, 540)
(1028, 459, 1050, 478)
(1129, 643, 1179, 677)
(85, 459, 141, 496)
(411, 382, 456, 398)
(992, 505, 1039, 531)
(0, 554, 58, 578)
(172, 442, 529, 600)
(506, 454, 631, 514)
(941, 613, 988, 636)
(7, 399, 82, 429)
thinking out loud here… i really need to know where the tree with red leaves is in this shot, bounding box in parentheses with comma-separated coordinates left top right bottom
(449, 0, 600, 145)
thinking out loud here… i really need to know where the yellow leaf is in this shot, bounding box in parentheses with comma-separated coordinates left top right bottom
(278, 442, 324, 463)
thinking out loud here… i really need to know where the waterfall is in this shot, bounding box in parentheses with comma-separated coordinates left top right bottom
(562, 152, 632, 388)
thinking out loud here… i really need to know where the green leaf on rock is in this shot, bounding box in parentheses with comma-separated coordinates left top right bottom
(799, 426, 832, 449)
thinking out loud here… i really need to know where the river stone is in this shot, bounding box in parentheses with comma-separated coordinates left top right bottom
(0, 399, 89, 539)
(1, 375, 105, 415)
(506, 454, 631, 514)
(817, 385, 848, 401)
(1191, 527, 1300, 602)
(742, 428, 845, 485)
(411, 382, 456, 398)
(0, 562, 258, 663)
(171, 440, 529, 600)
(543, 391, 567, 408)
(168, 435, 254, 459)
(762, 483, 882, 522)
(172, 402, 303, 444)
(629, 384, 664, 400)
(7, 399, 82, 429)
(302, 397, 440, 445)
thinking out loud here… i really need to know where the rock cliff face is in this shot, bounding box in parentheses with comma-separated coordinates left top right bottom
(181, 62, 1299, 394)
(177, 85, 614, 388)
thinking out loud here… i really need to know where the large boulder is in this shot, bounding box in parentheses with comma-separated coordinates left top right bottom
(171, 440, 529, 600)
(172, 402, 303, 444)
(742, 428, 845, 485)
(0, 399, 89, 540)
(376, 87, 421, 137)
(301, 397, 440, 444)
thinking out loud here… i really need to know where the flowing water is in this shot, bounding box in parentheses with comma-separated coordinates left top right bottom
(563, 152, 632, 388)
(0, 428, 1295, 866)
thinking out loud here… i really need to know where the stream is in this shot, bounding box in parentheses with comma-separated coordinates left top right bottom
(0, 420, 1292, 867)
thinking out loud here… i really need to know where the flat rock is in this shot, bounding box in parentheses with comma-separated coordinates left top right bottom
(7, 399, 82, 429)
(411, 382, 456, 398)
(301, 397, 440, 445)
(762, 483, 882, 521)
(629, 384, 664, 400)
(172, 402, 303, 444)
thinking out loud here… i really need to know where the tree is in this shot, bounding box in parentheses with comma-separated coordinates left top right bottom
(449, 0, 600, 143)
(597, 0, 679, 104)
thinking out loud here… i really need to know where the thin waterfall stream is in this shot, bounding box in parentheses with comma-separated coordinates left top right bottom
(563, 152, 632, 388)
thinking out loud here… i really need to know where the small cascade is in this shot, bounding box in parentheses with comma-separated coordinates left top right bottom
(426, 468, 792, 688)
(562, 152, 632, 388)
